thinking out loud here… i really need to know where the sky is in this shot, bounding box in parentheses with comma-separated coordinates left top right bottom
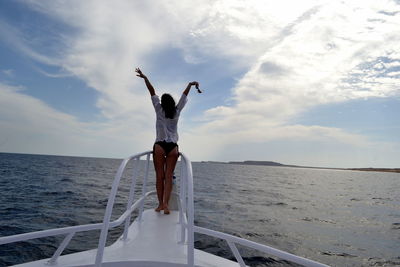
(0, 0, 399, 168)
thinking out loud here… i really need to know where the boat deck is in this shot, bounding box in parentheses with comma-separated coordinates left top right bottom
(14, 209, 240, 267)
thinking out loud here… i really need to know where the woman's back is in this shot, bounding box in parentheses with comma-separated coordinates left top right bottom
(151, 93, 187, 143)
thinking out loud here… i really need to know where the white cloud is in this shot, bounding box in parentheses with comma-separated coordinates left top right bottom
(188, 0, 400, 140)
(0, 20, 61, 66)
(2, 69, 14, 77)
(177, 0, 400, 166)
(21, 0, 215, 118)
(19, 0, 325, 119)
(0, 83, 155, 157)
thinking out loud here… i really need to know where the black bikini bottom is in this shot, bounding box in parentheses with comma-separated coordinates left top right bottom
(153, 141, 178, 156)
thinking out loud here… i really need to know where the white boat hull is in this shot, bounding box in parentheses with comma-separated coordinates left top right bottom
(13, 209, 240, 267)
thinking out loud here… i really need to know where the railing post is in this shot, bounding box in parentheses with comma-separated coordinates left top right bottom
(138, 153, 150, 221)
(181, 159, 187, 213)
(122, 157, 139, 240)
(178, 157, 186, 244)
(227, 241, 246, 267)
(181, 154, 194, 267)
(95, 157, 131, 267)
(47, 232, 75, 265)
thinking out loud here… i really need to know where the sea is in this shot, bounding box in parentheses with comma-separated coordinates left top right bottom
(0, 152, 399, 267)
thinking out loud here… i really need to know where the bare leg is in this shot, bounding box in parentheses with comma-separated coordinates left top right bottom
(153, 144, 166, 212)
(163, 147, 179, 214)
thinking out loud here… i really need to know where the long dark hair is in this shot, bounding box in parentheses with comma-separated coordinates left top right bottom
(161, 94, 176, 119)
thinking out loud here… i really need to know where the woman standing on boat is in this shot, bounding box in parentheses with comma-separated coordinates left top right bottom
(135, 67, 199, 215)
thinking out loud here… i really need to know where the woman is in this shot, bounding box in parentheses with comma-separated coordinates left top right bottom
(135, 67, 199, 215)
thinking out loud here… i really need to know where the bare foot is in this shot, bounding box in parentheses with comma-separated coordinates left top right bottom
(163, 206, 170, 215)
(155, 205, 163, 212)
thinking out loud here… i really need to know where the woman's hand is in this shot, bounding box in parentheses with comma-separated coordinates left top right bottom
(189, 81, 199, 88)
(135, 67, 146, 79)
(189, 81, 201, 93)
(184, 81, 201, 95)
(136, 67, 155, 95)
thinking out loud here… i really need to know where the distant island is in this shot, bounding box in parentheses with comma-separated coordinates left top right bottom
(229, 160, 284, 166)
(226, 160, 400, 173)
(347, 168, 400, 173)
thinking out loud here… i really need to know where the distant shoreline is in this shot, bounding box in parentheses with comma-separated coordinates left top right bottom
(346, 168, 400, 173)
(201, 160, 400, 173)
(2, 152, 399, 173)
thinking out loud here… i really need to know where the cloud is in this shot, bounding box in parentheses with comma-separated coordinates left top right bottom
(20, 1, 228, 118)
(197, 0, 400, 131)
(12, 0, 332, 121)
(258, 62, 287, 77)
(0, 20, 61, 66)
(178, 0, 400, 165)
(0, 83, 155, 157)
(18, 0, 326, 116)
(2, 69, 14, 77)
(35, 68, 73, 78)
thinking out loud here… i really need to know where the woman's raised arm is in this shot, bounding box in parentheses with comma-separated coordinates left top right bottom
(183, 81, 200, 96)
(135, 68, 156, 96)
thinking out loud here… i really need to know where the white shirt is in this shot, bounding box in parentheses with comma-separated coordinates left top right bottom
(151, 94, 187, 143)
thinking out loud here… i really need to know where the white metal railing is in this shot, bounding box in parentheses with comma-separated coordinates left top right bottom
(192, 226, 330, 267)
(0, 150, 329, 267)
(94, 151, 152, 266)
(179, 152, 195, 266)
(0, 150, 161, 266)
(177, 153, 330, 267)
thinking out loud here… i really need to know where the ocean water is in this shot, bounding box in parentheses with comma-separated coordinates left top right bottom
(0, 153, 399, 267)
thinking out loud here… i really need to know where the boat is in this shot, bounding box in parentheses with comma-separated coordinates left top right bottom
(0, 151, 330, 267)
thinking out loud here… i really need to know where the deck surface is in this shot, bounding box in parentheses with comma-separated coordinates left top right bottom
(14, 209, 240, 267)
